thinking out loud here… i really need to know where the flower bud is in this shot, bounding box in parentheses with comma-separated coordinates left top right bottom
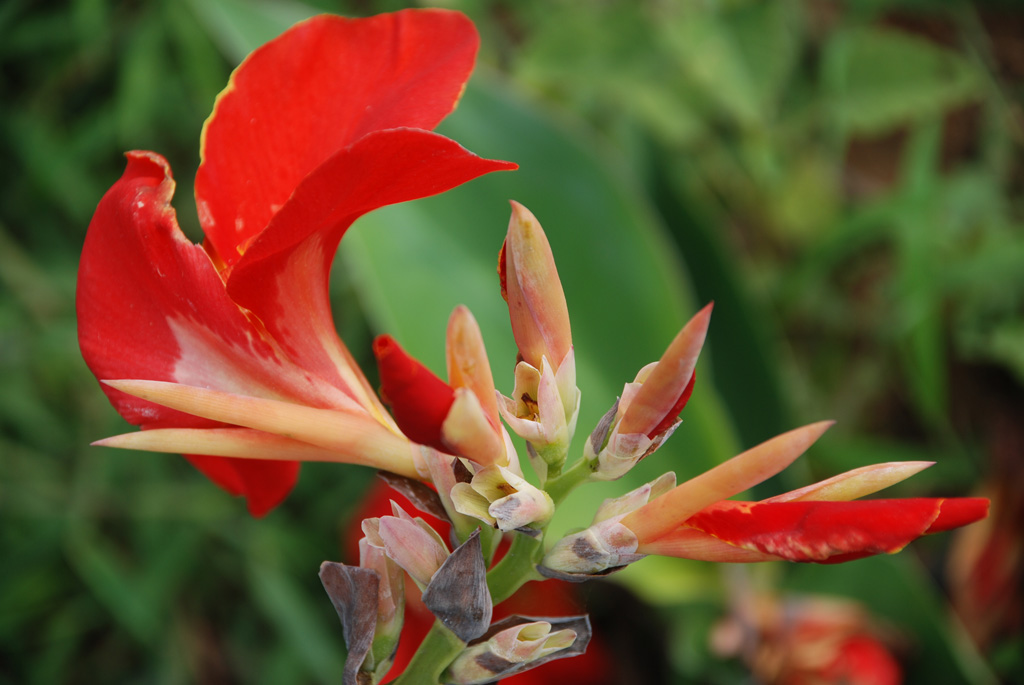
(585, 304, 710, 480)
(446, 305, 501, 430)
(500, 201, 571, 372)
(451, 464, 554, 532)
(496, 203, 580, 477)
(539, 474, 672, 576)
(443, 620, 578, 685)
(363, 502, 450, 589)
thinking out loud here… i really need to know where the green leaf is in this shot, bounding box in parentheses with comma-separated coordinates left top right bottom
(660, 2, 801, 130)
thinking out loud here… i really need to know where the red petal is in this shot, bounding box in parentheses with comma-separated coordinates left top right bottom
(684, 498, 989, 563)
(76, 152, 329, 513)
(373, 335, 455, 451)
(223, 129, 515, 409)
(196, 9, 480, 267)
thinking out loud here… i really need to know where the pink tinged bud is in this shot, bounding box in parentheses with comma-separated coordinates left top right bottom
(446, 305, 501, 429)
(617, 303, 712, 438)
(499, 201, 572, 372)
(364, 503, 450, 589)
(621, 421, 835, 544)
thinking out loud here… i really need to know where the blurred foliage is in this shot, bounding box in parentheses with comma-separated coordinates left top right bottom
(2, 0, 1022, 683)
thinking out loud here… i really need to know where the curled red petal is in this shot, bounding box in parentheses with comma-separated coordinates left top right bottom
(224, 129, 514, 414)
(76, 152, 334, 514)
(197, 9, 481, 266)
(685, 498, 989, 564)
(374, 335, 455, 451)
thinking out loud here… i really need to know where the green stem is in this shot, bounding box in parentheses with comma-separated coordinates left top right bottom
(388, 620, 465, 685)
(486, 531, 544, 604)
(544, 456, 593, 506)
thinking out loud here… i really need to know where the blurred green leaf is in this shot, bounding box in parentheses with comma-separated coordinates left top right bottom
(187, 0, 320, 63)
(248, 563, 345, 684)
(822, 26, 984, 136)
(661, 1, 801, 130)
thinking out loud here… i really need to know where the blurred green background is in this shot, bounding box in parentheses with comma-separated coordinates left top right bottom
(2, 0, 1021, 682)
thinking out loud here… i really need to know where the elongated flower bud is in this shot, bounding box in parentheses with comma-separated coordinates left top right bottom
(500, 201, 571, 372)
(444, 620, 578, 685)
(447, 305, 501, 429)
(584, 305, 711, 481)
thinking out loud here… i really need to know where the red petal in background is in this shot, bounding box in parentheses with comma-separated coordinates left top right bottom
(196, 9, 480, 267)
(224, 129, 515, 414)
(685, 498, 989, 563)
(373, 335, 455, 451)
(187, 455, 298, 517)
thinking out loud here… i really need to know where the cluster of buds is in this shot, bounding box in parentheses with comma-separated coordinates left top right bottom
(76, 10, 990, 684)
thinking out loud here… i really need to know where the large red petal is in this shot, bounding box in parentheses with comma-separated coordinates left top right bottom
(373, 335, 454, 451)
(77, 152, 339, 513)
(683, 498, 989, 563)
(196, 9, 480, 266)
(223, 129, 515, 413)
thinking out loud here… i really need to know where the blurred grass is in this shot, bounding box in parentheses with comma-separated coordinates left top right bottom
(3, 0, 1022, 683)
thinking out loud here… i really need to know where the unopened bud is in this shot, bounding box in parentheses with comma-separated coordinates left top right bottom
(451, 464, 554, 532)
(444, 619, 579, 685)
(500, 201, 572, 372)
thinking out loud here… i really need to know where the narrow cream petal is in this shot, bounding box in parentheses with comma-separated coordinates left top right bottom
(446, 305, 501, 428)
(764, 461, 934, 503)
(92, 427, 412, 471)
(441, 388, 505, 466)
(622, 421, 834, 543)
(102, 379, 418, 477)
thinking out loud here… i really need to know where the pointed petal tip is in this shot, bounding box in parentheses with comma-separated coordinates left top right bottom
(696, 300, 714, 322)
(507, 200, 537, 228)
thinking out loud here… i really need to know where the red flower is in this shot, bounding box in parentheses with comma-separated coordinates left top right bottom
(77, 10, 515, 516)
